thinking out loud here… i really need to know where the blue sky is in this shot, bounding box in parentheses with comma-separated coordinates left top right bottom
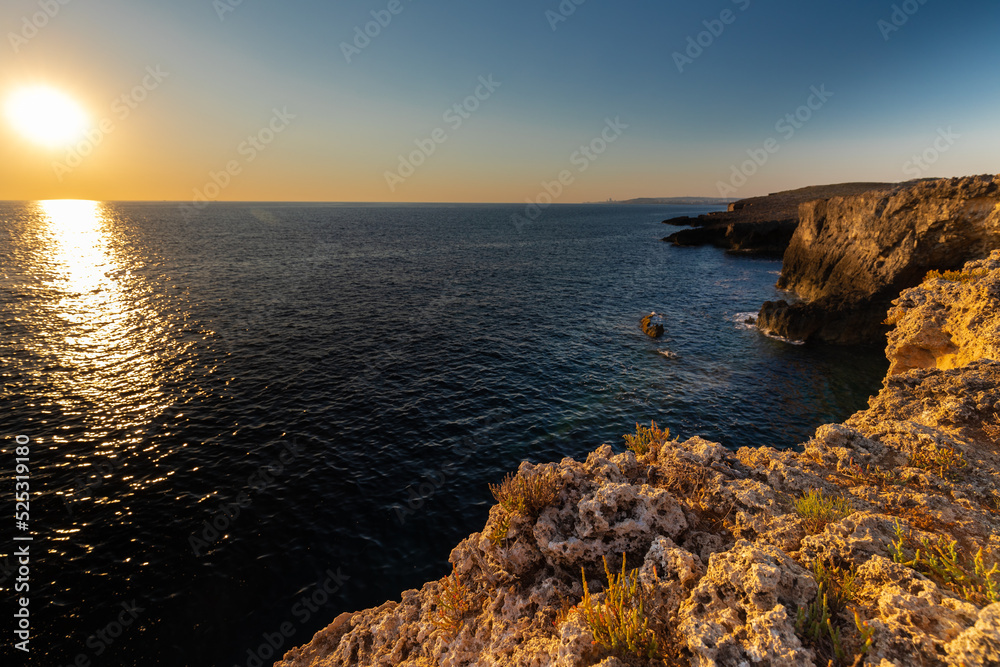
(2, 0, 998, 201)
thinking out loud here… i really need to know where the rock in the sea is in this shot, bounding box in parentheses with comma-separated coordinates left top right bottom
(640, 312, 664, 338)
(761, 174, 1000, 344)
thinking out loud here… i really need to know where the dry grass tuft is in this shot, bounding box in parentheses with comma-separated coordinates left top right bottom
(431, 565, 474, 638)
(908, 442, 968, 480)
(490, 468, 560, 518)
(840, 458, 910, 489)
(580, 553, 660, 660)
(623, 420, 671, 457)
(924, 268, 988, 283)
(794, 489, 854, 534)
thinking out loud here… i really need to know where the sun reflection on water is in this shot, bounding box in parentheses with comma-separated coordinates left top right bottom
(36, 200, 166, 470)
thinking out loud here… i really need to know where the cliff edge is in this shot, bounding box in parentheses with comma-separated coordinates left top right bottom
(662, 183, 894, 257)
(757, 175, 1000, 344)
(275, 254, 1000, 667)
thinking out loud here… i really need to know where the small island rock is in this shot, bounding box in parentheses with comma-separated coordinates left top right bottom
(640, 312, 664, 338)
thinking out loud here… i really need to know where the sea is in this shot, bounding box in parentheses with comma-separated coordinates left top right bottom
(0, 201, 887, 666)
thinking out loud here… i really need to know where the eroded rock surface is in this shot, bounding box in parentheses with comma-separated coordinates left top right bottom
(884, 250, 1000, 374)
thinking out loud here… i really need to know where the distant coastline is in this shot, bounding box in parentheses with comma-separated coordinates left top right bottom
(590, 196, 736, 206)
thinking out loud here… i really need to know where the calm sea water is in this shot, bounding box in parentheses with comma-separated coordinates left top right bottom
(0, 201, 887, 666)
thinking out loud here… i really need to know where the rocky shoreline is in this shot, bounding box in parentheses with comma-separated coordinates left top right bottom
(274, 197, 1000, 667)
(661, 183, 894, 257)
(756, 175, 1000, 345)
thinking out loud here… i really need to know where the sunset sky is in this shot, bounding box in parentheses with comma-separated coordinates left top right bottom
(1, 0, 998, 203)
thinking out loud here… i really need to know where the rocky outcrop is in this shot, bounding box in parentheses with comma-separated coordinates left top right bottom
(276, 257, 1000, 667)
(641, 313, 665, 338)
(883, 251, 1000, 375)
(758, 175, 1000, 344)
(663, 183, 893, 257)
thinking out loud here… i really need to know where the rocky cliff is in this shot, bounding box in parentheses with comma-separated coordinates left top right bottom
(662, 183, 893, 257)
(275, 254, 1000, 667)
(757, 175, 1000, 344)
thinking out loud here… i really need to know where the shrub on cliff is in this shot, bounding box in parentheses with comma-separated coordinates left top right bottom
(489, 467, 560, 517)
(580, 553, 660, 661)
(623, 420, 671, 457)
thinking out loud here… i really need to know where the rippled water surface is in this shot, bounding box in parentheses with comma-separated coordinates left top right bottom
(0, 201, 887, 665)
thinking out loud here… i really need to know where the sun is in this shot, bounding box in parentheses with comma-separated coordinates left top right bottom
(6, 86, 89, 148)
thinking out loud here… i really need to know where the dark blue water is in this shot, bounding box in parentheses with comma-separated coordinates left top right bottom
(0, 201, 886, 666)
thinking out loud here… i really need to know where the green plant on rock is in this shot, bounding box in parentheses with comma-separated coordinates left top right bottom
(924, 268, 987, 284)
(796, 559, 874, 666)
(431, 565, 474, 638)
(580, 553, 660, 660)
(623, 420, 670, 457)
(793, 489, 854, 533)
(811, 560, 857, 615)
(796, 590, 846, 664)
(908, 441, 968, 480)
(889, 521, 1000, 606)
(489, 467, 560, 517)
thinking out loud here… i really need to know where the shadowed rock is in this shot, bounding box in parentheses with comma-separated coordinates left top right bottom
(758, 175, 1000, 344)
(663, 182, 893, 257)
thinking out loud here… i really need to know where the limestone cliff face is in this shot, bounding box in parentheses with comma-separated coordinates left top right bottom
(662, 182, 894, 257)
(276, 257, 1000, 667)
(884, 251, 1000, 375)
(757, 175, 1000, 344)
